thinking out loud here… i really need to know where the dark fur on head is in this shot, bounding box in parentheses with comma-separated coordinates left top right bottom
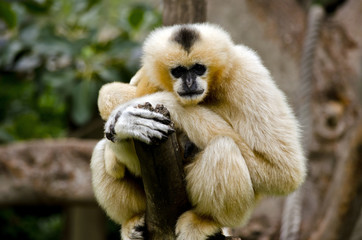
(171, 26, 200, 52)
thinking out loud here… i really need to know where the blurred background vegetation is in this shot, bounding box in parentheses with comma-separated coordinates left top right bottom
(0, 0, 161, 239)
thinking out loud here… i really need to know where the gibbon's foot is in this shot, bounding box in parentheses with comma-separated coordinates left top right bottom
(104, 102, 175, 144)
(121, 215, 146, 240)
(176, 210, 221, 240)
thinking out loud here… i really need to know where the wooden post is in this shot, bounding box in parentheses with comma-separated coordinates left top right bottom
(163, 0, 207, 26)
(134, 135, 190, 240)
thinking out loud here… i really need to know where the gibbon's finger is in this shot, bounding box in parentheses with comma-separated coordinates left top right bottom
(105, 110, 172, 143)
(104, 117, 117, 142)
(105, 131, 116, 142)
(104, 111, 122, 142)
(123, 125, 168, 144)
(109, 128, 151, 144)
(128, 107, 172, 124)
(150, 134, 169, 145)
(104, 119, 115, 139)
(133, 117, 175, 135)
(104, 105, 173, 143)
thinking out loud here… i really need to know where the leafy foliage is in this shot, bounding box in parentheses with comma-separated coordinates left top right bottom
(0, 0, 161, 239)
(0, 0, 161, 142)
(0, 207, 63, 240)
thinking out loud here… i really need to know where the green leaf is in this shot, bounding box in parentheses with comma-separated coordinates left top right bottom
(128, 6, 144, 29)
(0, 41, 23, 66)
(71, 80, 98, 126)
(42, 69, 75, 97)
(21, 0, 53, 14)
(0, 1, 17, 29)
(97, 68, 119, 82)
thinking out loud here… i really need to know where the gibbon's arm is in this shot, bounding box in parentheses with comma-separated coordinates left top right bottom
(92, 82, 148, 231)
(98, 82, 240, 148)
(97, 82, 145, 177)
(104, 90, 235, 148)
(221, 44, 306, 196)
(98, 82, 137, 121)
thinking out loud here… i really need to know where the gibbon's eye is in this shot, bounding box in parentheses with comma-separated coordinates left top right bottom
(171, 66, 187, 78)
(191, 63, 207, 76)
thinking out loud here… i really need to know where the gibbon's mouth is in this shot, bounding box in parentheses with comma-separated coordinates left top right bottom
(177, 89, 205, 97)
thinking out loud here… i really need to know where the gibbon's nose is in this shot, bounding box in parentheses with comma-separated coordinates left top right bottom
(186, 78, 192, 88)
(185, 72, 194, 88)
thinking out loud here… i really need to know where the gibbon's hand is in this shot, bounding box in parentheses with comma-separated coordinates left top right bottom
(104, 103, 175, 144)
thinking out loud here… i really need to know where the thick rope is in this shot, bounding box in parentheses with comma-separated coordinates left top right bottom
(280, 5, 325, 240)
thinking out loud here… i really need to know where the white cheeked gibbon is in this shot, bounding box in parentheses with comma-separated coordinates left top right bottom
(91, 23, 306, 240)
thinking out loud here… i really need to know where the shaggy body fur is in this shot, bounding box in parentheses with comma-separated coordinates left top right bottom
(91, 23, 306, 240)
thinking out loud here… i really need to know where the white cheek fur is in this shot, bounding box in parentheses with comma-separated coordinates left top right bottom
(173, 78, 184, 94)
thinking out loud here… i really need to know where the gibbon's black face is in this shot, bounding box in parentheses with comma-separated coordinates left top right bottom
(171, 63, 206, 96)
(168, 27, 209, 105)
(170, 63, 208, 105)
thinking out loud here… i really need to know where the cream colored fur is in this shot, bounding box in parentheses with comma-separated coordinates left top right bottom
(90, 23, 306, 239)
(90, 139, 146, 225)
(121, 214, 145, 240)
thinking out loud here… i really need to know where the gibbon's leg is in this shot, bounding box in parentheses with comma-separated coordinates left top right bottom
(121, 214, 146, 240)
(232, 137, 305, 196)
(176, 136, 256, 240)
(104, 140, 126, 179)
(90, 140, 146, 235)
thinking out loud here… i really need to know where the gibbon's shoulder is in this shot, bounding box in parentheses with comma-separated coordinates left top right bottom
(233, 44, 270, 75)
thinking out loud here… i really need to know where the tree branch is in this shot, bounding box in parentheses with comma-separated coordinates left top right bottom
(134, 134, 190, 240)
(0, 139, 97, 205)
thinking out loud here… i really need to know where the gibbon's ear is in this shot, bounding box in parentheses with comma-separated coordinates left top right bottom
(134, 67, 159, 97)
(97, 82, 137, 120)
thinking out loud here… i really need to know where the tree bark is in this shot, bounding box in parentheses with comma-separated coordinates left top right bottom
(134, 134, 190, 240)
(64, 205, 106, 240)
(163, 0, 207, 26)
